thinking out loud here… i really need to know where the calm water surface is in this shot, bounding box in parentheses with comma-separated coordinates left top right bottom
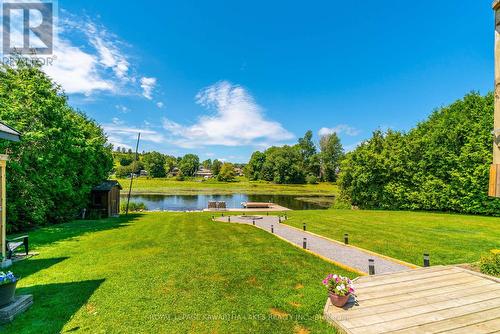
(124, 194, 332, 211)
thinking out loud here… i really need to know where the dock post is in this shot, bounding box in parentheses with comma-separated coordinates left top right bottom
(369, 259, 375, 275)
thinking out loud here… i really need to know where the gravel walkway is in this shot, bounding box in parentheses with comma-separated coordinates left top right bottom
(216, 215, 413, 275)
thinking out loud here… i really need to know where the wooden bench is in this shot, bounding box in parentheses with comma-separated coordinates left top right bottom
(6, 236, 28, 259)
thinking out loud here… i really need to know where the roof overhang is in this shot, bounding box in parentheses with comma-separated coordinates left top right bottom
(494, 0, 500, 10)
(0, 122, 20, 142)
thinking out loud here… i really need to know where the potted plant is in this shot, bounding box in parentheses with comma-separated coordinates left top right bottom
(0, 271, 18, 307)
(323, 274, 355, 308)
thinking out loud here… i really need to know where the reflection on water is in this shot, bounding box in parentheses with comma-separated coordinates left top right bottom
(123, 194, 332, 211)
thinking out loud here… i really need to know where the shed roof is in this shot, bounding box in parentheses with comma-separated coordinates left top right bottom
(92, 180, 123, 191)
(0, 122, 20, 142)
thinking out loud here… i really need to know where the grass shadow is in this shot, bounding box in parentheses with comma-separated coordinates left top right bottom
(11, 257, 69, 280)
(2, 279, 105, 333)
(8, 214, 143, 250)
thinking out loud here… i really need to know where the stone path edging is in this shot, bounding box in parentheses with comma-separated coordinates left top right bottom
(215, 215, 415, 275)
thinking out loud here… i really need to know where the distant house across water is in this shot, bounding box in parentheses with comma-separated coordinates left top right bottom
(195, 167, 213, 178)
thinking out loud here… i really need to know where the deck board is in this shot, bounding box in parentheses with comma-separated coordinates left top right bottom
(324, 266, 500, 334)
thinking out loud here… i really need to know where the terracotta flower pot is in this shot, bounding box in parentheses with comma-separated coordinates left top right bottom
(0, 281, 17, 307)
(329, 292, 350, 308)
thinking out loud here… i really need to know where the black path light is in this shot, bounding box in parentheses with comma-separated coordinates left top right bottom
(303, 223, 307, 231)
(423, 253, 430, 267)
(344, 234, 349, 245)
(303, 238, 307, 249)
(369, 259, 375, 275)
(252, 219, 255, 226)
(271, 225, 274, 233)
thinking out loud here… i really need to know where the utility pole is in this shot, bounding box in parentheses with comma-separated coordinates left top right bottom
(125, 133, 141, 215)
(490, 1, 500, 197)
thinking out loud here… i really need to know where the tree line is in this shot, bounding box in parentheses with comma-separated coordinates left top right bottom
(245, 130, 344, 184)
(338, 92, 500, 215)
(0, 61, 113, 231)
(114, 151, 242, 182)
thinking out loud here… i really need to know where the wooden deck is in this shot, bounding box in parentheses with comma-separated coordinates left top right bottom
(324, 266, 500, 334)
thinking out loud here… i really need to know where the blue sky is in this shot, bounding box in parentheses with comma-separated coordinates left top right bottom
(18, 1, 498, 161)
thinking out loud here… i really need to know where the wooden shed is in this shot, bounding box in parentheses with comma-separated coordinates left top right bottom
(90, 181, 122, 218)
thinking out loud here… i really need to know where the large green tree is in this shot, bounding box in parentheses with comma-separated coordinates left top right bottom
(212, 159, 222, 176)
(245, 151, 266, 180)
(143, 151, 167, 178)
(320, 132, 344, 182)
(179, 154, 200, 177)
(0, 61, 113, 231)
(262, 145, 305, 184)
(217, 163, 236, 182)
(298, 130, 320, 177)
(339, 92, 500, 215)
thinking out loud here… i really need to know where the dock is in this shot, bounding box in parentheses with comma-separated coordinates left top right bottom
(324, 266, 500, 334)
(204, 203, 290, 212)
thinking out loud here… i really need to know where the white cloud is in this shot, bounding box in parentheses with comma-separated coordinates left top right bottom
(111, 117, 124, 125)
(156, 102, 164, 109)
(319, 125, 360, 137)
(140, 77, 157, 100)
(115, 104, 130, 113)
(0, 12, 156, 98)
(162, 81, 293, 148)
(103, 120, 167, 150)
(43, 38, 114, 95)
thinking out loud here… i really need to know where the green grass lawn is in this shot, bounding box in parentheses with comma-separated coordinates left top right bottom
(5, 212, 352, 334)
(115, 177, 339, 196)
(285, 209, 500, 266)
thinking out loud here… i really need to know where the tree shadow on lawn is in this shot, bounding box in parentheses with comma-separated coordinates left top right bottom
(10, 214, 143, 250)
(2, 279, 105, 333)
(12, 257, 69, 280)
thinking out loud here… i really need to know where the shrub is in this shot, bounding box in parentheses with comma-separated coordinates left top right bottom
(217, 163, 236, 182)
(330, 197, 352, 210)
(119, 157, 133, 166)
(120, 202, 147, 213)
(339, 93, 500, 215)
(479, 249, 500, 277)
(306, 174, 319, 184)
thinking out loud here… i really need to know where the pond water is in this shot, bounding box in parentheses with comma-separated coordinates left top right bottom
(123, 194, 333, 211)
